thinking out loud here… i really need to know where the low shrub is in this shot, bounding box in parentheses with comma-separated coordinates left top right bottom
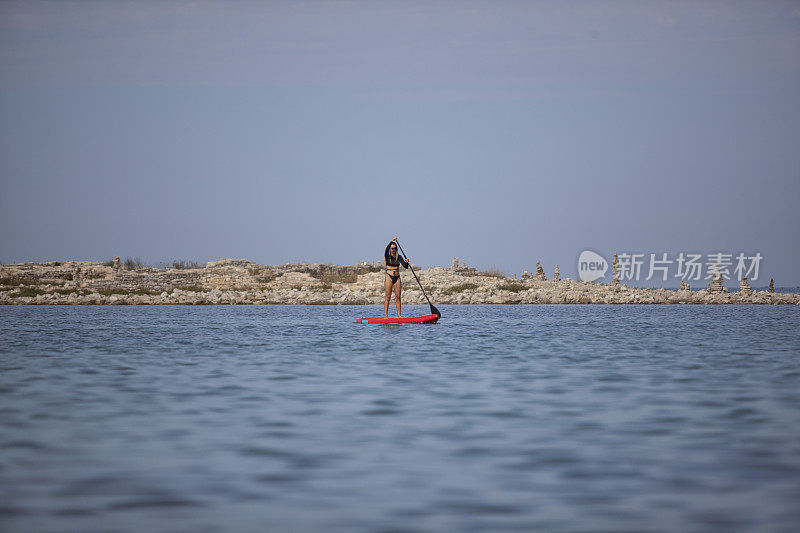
(442, 282, 478, 295)
(93, 288, 161, 296)
(355, 265, 382, 274)
(132, 289, 161, 296)
(179, 285, 205, 293)
(172, 260, 201, 270)
(257, 273, 278, 284)
(478, 268, 507, 278)
(311, 265, 360, 284)
(0, 276, 25, 286)
(53, 288, 80, 295)
(11, 287, 48, 297)
(123, 257, 145, 270)
(51, 288, 92, 296)
(248, 268, 279, 284)
(498, 282, 526, 293)
(321, 271, 357, 284)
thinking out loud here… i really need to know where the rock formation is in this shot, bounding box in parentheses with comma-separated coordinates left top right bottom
(532, 261, 547, 281)
(769, 278, 774, 293)
(521, 270, 531, 279)
(739, 277, 752, 295)
(112, 256, 120, 269)
(679, 281, 690, 291)
(553, 265, 560, 282)
(1, 259, 798, 306)
(612, 251, 620, 286)
(709, 264, 725, 294)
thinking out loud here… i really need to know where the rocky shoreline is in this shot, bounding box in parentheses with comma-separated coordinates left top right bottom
(1, 258, 797, 305)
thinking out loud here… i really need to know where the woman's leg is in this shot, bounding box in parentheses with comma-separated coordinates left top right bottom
(384, 274, 393, 318)
(394, 278, 402, 317)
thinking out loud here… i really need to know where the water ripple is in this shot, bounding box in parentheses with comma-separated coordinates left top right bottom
(0, 304, 799, 532)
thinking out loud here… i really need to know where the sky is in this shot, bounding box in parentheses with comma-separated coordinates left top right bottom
(1, 0, 798, 286)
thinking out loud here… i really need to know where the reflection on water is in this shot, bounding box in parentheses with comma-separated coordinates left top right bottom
(1, 305, 799, 532)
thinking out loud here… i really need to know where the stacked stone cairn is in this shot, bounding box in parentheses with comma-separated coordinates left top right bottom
(709, 264, 725, 294)
(678, 280, 690, 291)
(553, 265, 560, 281)
(739, 277, 753, 295)
(521, 270, 531, 279)
(769, 279, 774, 293)
(532, 261, 547, 281)
(612, 251, 620, 286)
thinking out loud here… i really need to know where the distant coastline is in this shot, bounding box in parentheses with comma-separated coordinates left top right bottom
(1, 258, 798, 305)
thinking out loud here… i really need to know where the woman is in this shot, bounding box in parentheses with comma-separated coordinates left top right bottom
(384, 239, 409, 318)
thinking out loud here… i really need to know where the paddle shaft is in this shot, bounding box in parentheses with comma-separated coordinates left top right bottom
(394, 239, 438, 315)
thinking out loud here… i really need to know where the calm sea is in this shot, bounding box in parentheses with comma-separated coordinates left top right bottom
(1, 305, 799, 532)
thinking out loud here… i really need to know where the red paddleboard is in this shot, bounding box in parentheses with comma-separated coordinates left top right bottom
(357, 314, 440, 324)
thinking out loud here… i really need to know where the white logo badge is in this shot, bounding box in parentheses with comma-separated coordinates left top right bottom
(578, 250, 608, 282)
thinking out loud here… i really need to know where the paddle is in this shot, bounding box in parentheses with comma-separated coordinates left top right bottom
(393, 238, 440, 318)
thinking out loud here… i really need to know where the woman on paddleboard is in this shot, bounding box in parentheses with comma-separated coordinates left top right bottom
(384, 239, 409, 318)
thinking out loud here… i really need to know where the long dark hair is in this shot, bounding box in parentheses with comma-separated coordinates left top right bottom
(384, 241, 399, 263)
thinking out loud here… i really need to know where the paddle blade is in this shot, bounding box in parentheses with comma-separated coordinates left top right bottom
(430, 304, 441, 318)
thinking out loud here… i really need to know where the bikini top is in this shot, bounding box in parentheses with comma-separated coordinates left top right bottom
(385, 254, 408, 276)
